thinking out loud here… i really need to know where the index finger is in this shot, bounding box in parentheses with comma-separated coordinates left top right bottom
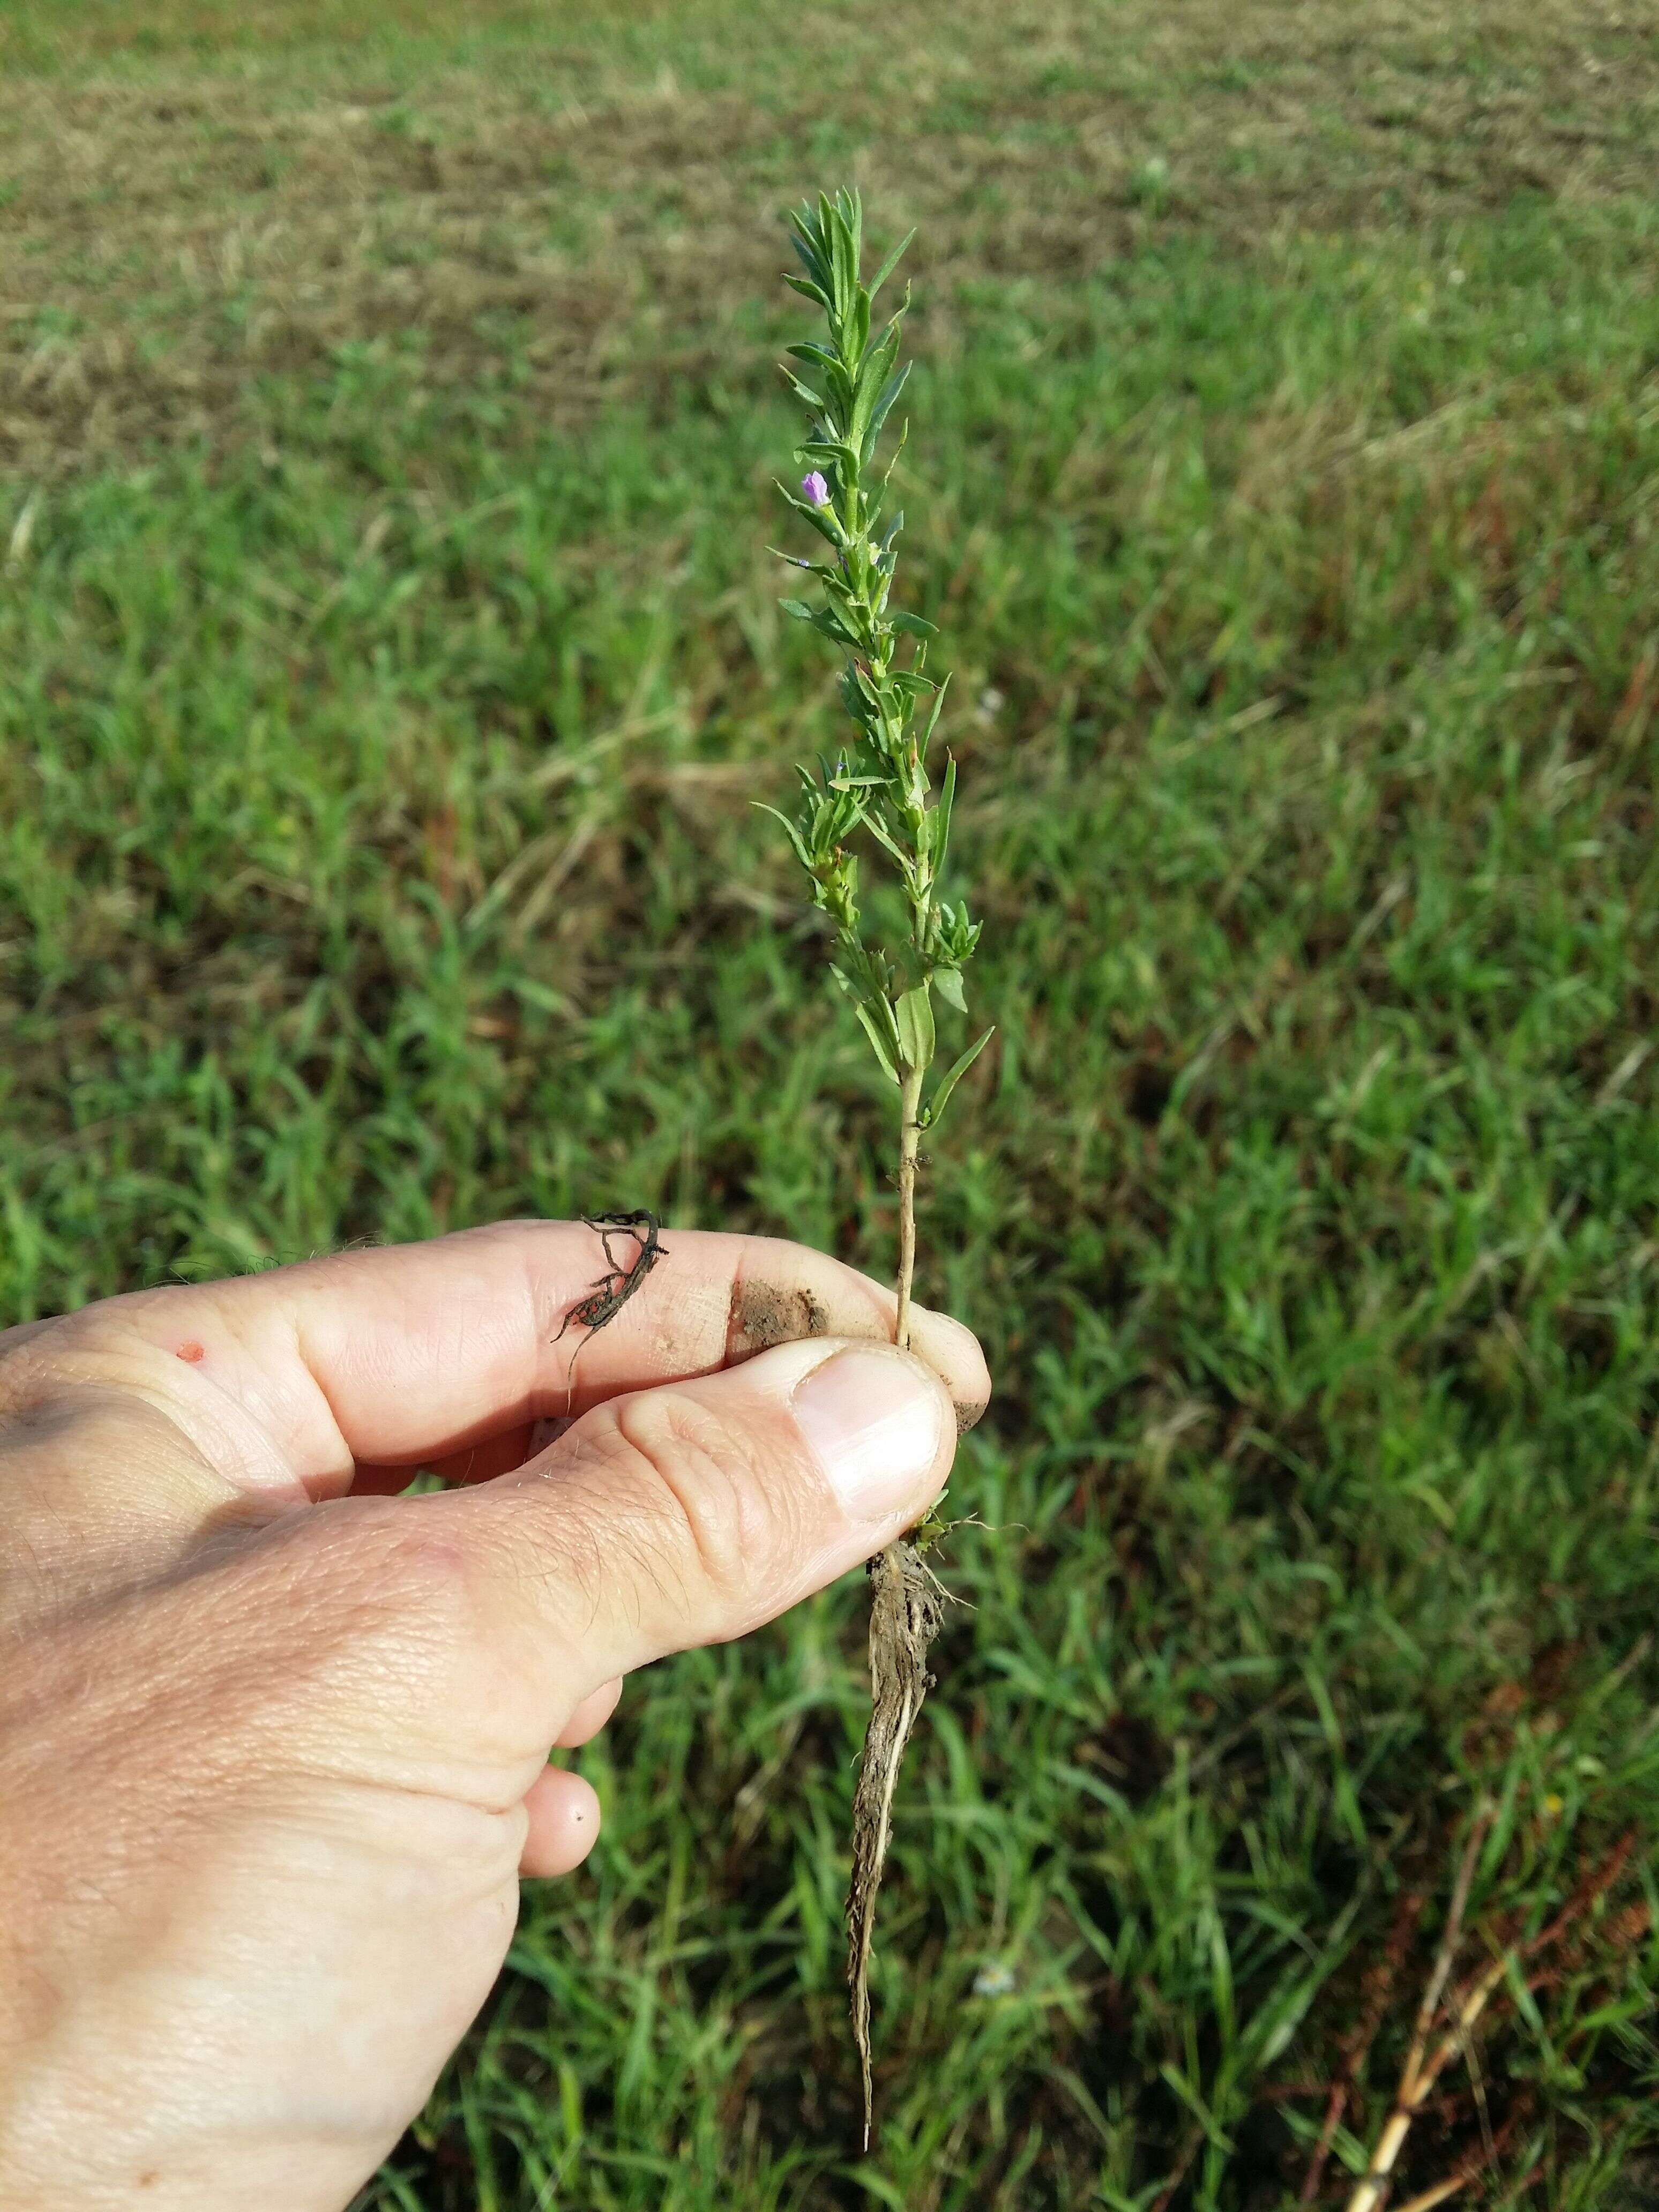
(10, 1221, 989, 1500)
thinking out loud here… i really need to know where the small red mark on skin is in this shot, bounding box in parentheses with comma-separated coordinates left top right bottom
(176, 1341, 205, 1364)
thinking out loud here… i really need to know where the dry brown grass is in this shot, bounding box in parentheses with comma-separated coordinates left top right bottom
(3, 0, 1656, 476)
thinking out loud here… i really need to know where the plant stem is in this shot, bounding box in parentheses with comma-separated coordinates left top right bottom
(894, 1065, 923, 1351)
(1345, 1816, 1487, 2212)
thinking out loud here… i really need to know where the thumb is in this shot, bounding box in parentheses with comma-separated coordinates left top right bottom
(465, 1335, 963, 1704)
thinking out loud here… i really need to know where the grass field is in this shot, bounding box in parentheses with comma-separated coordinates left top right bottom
(7, 2, 1659, 2204)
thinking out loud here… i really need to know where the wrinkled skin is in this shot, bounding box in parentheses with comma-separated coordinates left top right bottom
(0, 1221, 987, 2210)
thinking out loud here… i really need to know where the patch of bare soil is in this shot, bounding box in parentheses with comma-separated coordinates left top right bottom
(2, 0, 1656, 475)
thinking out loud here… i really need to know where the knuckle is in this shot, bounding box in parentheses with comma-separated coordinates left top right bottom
(278, 1497, 543, 1754)
(334, 1497, 485, 1650)
(0, 1331, 70, 1428)
(0, 1311, 169, 1433)
(250, 1498, 473, 1713)
(605, 1389, 797, 1612)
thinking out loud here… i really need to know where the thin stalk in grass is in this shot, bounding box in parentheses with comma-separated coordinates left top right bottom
(763, 187, 992, 2144)
(893, 1063, 923, 1350)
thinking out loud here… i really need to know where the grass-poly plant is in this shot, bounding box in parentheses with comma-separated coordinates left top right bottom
(766, 187, 992, 2144)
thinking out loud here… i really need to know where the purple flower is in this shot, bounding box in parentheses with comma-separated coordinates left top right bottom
(801, 470, 831, 507)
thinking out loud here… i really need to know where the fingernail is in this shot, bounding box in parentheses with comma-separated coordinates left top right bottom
(791, 1346, 944, 1523)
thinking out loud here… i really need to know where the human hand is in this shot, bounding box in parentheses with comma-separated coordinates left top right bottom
(0, 1221, 987, 2209)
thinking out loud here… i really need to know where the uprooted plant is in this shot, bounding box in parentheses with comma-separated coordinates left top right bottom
(763, 186, 992, 2146)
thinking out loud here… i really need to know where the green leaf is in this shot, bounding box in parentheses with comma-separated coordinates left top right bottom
(843, 661, 881, 711)
(934, 963, 967, 1014)
(869, 226, 915, 302)
(887, 668, 935, 700)
(849, 325, 900, 438)
(862, 358, 911, 461)
(853, 999, 901, 1087)
(774, 482, 842, 545)
(809, 603, 858, 646)
(895, 984, 936, 1074)
(751, 801, 812, 873)
(877, 413, 909, 498)
(789, 225, 827, 287)
(797, 437, 858, 471)
(789, 344, 853, 417)
(853, 320, 899, 397)
(921, 1027, 993, 1127)
(850, 286, 871, 361)
(890, 608, 936, 637)
(795, 217, 831, 284)
(779, 597, 818, 622)
(864, 810, 908, 868)
(828, 201, 854, 316)
(930, 755, 957, 876)
(839, 186, 862, 268)
(917, 669, 950, 756)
